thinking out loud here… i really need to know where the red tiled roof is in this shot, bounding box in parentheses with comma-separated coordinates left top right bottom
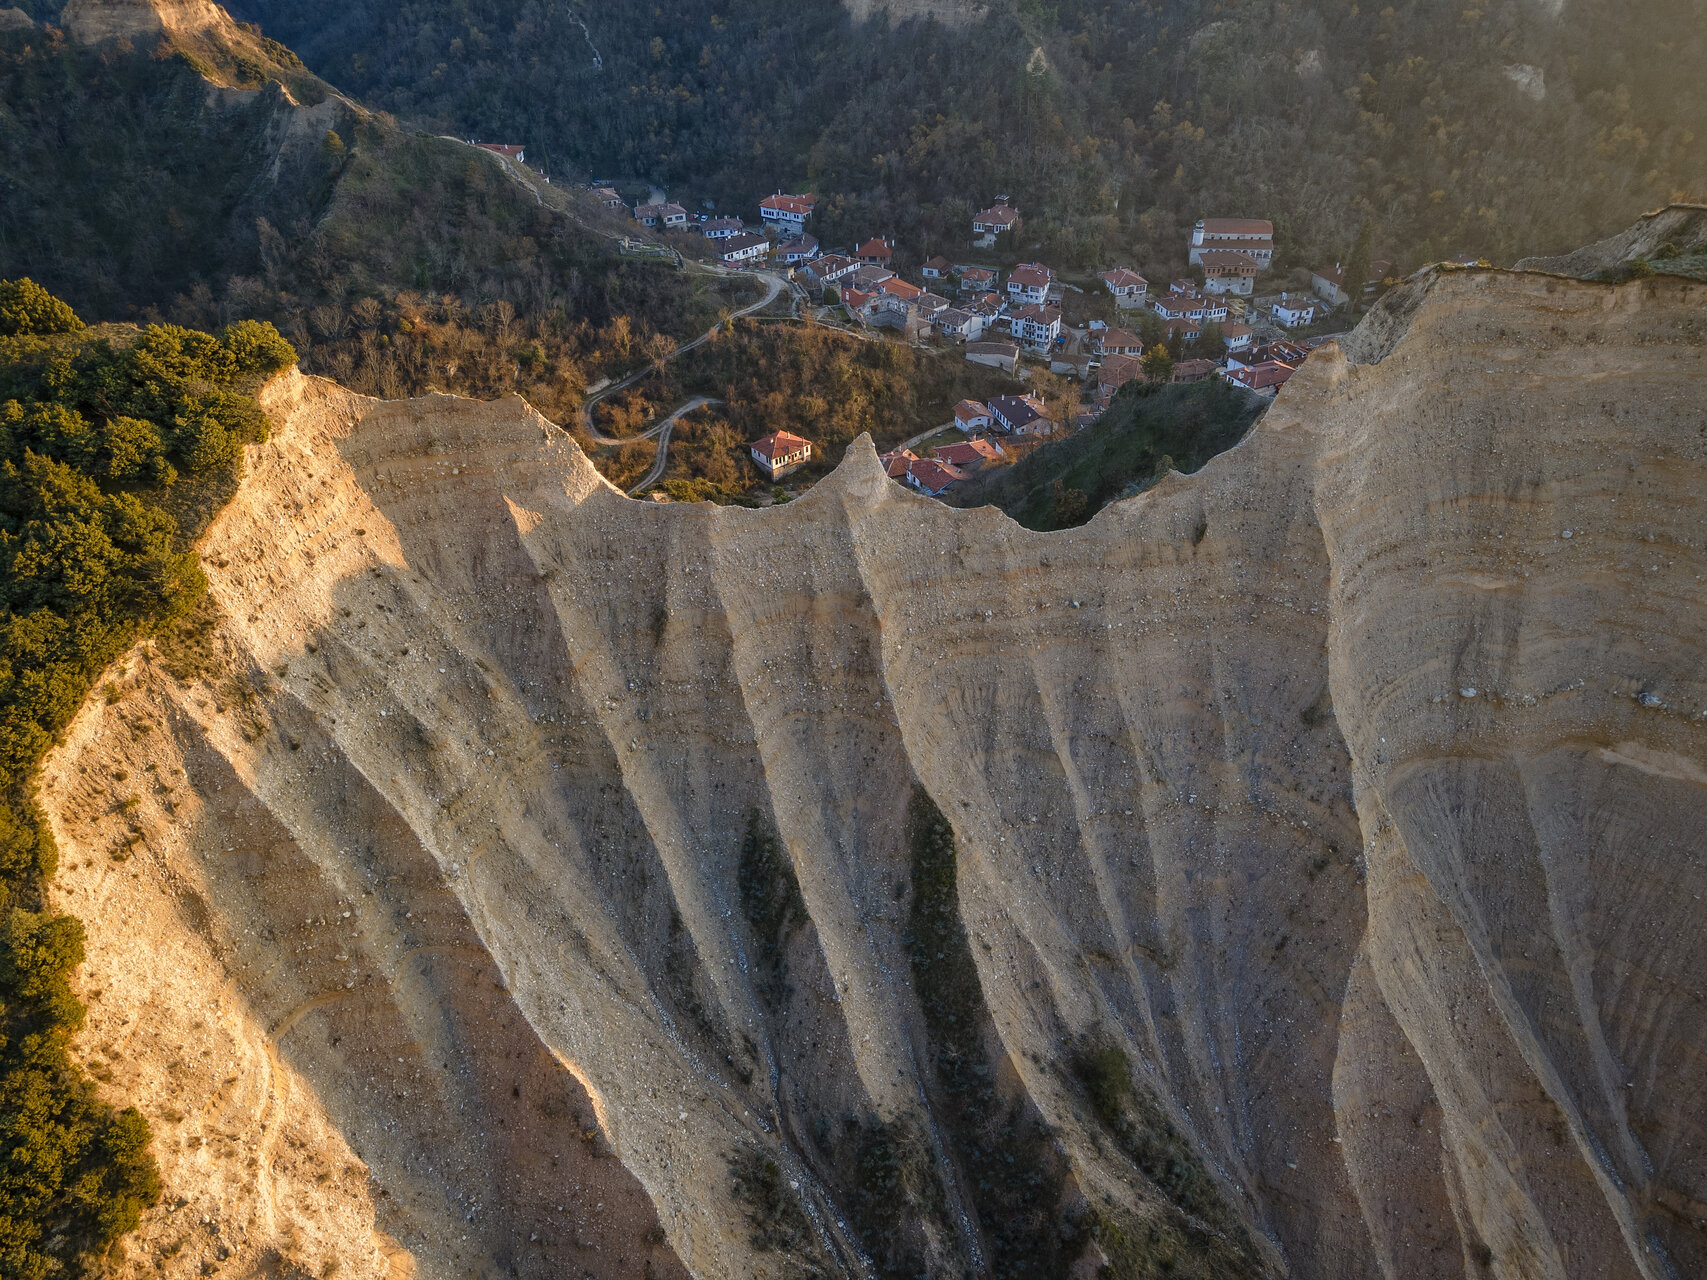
(750, 431, 813, 461)
(760, 193, 816, 216)
(1227, 361, 1294, 391)
(1098, 328, 1143, 351)
(480, 144, 524, 160)
(878, 448, 919, 479)
(882, 278, 922, 301)
(953, 399, 989, 423)
(906, 458, 966, 492)
(1008, 264, 1053, 289)
(857, 237, 893, 259)
(1200, 218, 1274, 236)
(1011, 303, 1060, 323)
(974, 205, 1019, 226)
(1198, 250, 1260, 272)
(1100, 268, 1147, 290)
(1099, 353, 1143, 388)
(933, 438, 1002, 465)
(923, 256, 951, 272)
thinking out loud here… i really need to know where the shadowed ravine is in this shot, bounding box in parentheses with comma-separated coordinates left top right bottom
(40, 264, 1706, 1279)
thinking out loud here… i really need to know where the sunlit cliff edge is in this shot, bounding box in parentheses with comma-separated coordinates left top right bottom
(38, 261, 1706, 1278)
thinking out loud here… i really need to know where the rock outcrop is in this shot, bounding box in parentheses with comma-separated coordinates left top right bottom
(39, 264, 1707, 1279)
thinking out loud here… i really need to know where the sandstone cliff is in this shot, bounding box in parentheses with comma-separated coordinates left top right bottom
(38, 263, 1706, 1279)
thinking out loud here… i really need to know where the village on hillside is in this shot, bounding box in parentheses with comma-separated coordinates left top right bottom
(561, 156, 1400, 502)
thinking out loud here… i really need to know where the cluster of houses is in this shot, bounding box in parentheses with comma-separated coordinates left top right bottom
(581, 183, 1391, 497)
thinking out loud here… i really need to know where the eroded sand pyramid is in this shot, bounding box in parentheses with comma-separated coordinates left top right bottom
(40, 263, 1706, 1279)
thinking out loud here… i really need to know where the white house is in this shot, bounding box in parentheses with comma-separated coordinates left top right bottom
(776, 235, 820, 264)
(905, 457, 965, 497)
(921, 256, 952, 282)
(1272, 292, 1318, 328)
(759, 193, 815, 235)
(720, 231, 771, 264)
(1007, 303, 1061, 348)
(1198, 250, 1260, 296)
(1221, 321, 1255, 353)
(972, 204, 1019, 247)
(935, 308, 984, 342)
(1007, 263, 1054, 307)
(1093, 328, 1143, 357)
(750, 431, 812, 478)
(987, 393, 1049, 433)
(699, 216, 745, 240)
(636, 202, 689, 230)
(1188, 218, 1274, 268)
(953, 399, 992, 431)
(1099, 267, 1148, 309)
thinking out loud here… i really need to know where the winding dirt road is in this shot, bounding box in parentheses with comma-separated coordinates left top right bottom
(582, 269, 787, 445)
(626, 395, 721, 495)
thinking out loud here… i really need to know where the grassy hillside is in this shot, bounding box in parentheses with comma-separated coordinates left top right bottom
(222, 0, 1706, 272)
(953, 378, 1265, 530)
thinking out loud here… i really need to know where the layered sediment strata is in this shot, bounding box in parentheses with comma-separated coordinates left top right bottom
(41, 264, 1707, 1279)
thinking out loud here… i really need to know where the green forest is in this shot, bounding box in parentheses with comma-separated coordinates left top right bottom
(953, 377, 1266, 530)
(214, 0, 1706, 272)
(0, 278, 297, 1276)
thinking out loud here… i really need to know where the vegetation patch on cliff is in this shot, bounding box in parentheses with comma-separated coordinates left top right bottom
(1072, 1034, 1267, 1278)
(954, 379, 1264, 531)
(906, 785, 1085, 1278)
(0, 278, 295, 1276)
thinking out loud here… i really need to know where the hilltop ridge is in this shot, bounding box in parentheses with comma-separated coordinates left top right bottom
(35, 257, 1707, 1278)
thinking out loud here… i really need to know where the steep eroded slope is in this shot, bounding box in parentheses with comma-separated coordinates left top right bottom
(39, 266, 1707, 1279)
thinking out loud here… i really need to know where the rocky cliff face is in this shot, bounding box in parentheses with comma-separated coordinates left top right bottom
(38, 263, 1707, 1279)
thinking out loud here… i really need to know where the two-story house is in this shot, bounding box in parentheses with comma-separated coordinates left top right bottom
(1099, 267, 1148, 309)
(1198, 250, 1261, 296)
(1007, 303, 1062, 348)
(636, 202, 689, 230)
(749, 431, 813, 478)
(972, 204, 1019, 247)
(759, 193, 816, 236)
(719, 232, 771, 264)
(1006, 263, 1055, 307)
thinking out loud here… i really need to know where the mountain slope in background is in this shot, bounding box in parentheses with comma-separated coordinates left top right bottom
(213, 0, 1706, 270)
(35, 246, 1707, 1280)
(0, 1, 751, 423)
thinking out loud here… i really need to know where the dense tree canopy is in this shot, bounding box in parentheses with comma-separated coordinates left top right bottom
(224, 0, 1706, 272)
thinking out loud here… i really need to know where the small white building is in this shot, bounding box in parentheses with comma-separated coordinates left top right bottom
(750, 431, 813, 478)
(1272, 292, 1318, 328)
(953, 399, 992, 431)
(1007, 263, 1054, 307)
(720, 232, 771, 264)
(700, 216, 745, 240)
(1007, 304, 1062, 349)
(972, 204, 1019, 247)
(1099, 267, 1149, 309)
(636, 202, 689, 230)
(759, 193, 815, 235)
